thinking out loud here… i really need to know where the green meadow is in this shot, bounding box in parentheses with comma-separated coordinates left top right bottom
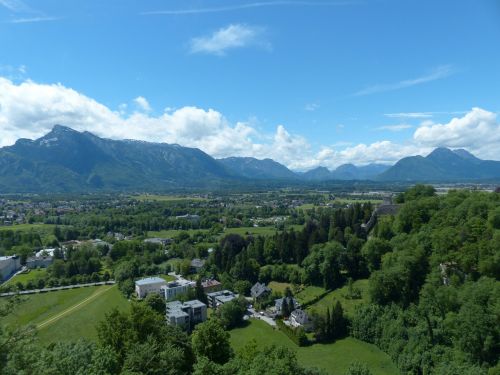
(230, 319, 398, 375)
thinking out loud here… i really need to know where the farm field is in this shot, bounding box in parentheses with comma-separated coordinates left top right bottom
(230, 319, 398, 375)
(2, 284, 129, 344)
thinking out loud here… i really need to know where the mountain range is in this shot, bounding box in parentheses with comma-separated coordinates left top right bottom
(0, 125, 500, 192)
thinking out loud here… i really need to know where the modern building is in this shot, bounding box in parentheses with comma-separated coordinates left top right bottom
(161, 279, 196, 300)
(0, 255, 21, 282)
(135, 277, 167, 299)
(201, 279, 222, 293)
(206, 290, 238, 308)
(250, 282, 271, 300)
(166, 299, 207, 329)
(26, 256, 53, 269)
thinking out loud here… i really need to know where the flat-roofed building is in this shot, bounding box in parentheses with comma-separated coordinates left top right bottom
(135, 277, 167, 299)
(206, 290, 238, 309)
(166, 299, 207, 330)
(162, 279, 196, 300)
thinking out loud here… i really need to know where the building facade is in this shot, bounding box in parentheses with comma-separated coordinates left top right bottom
(135, 277, 167, 299)
(0, 255, 21, 282)
(162, 279, 196, 300)
(166, 299, 207, 329)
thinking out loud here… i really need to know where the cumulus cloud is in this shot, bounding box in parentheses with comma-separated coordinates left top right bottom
(413, 107, 500, 159)
(1, 77, 499, 171)
(133, 96, 151, 112)
(305, 103, 320, 111)
(190, 24, 268, 55)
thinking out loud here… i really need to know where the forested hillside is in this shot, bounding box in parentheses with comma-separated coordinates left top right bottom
(352, 186, 500, 374)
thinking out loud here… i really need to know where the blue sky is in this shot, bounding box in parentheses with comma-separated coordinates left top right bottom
(1, 0, 500, 170)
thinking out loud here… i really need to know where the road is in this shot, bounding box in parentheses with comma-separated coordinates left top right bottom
(0, 281, 115, 297)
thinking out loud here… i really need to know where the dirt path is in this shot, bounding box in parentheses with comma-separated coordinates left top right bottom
(36, 285, 115, 330)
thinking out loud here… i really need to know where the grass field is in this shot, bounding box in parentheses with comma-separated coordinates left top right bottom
(230, 319, 397, 375)
(295, 285, 327, 304)
(268, 281, 292, 294)
(0, 223, 56, 232)
(148, 225, 303, 239)
(2, 285, 129, 344)
(307, 279, 369, 317)
(4, 268, 47, 285)
(147, 229, 209, 238)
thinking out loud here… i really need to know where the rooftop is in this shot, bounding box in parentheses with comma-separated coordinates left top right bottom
(135, 277, 167, 286)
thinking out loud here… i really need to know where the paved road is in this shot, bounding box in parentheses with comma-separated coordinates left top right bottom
(248, 307, 276, 327)
(0, 281, 115, 297)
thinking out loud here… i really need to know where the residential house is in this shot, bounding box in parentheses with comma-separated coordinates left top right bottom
(166, 299, 207, 329)
(275, 297, 300, 316)
(206, 290, 238, 308)
(289, 309, 313, 331)
(162, 279, 196, 300)
(0, 255, 21, 282)
(250, 282, 271, 300)
(135, 277, 167, 299)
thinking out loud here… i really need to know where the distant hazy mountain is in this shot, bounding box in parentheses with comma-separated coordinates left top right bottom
(0, 125, 235, 192)
(301, 163, 390, 181)
(218, 157, 297, 179)
(379, 147, 500, 181)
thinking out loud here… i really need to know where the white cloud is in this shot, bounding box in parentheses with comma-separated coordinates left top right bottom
(305, 103, 320, 111)
(354, 65, 455, 96)
(10, 16, 59, 23)
(413, 107, 500, 159)
(377, 124, 412, 132)
(133, 96, 151, 112)
(141, 1, 357, 16)
(190, 24, 268, 55)
(1, 77, 499, 172)
(384, 112, 434, 119)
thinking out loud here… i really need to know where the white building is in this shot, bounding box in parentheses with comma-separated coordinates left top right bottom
(162, 279, 195, 300)
(0, 255, 21, 282)
(135, 277, 167, 299)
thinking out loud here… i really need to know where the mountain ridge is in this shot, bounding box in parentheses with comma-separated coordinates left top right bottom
(1, 126, 500, 192)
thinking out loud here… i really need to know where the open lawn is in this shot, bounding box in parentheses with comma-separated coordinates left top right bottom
(4, 268, 47, 286)
(147, 229, 209, 238)
(0, 223, 56, 232)
(2, 285, 129, 344)
(230, 319, 398, 375)
(295, 285, 327, 304)
(268, 281, 292, 294)
(148, 225, 303, 239)
(307, 279, 369, 317)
